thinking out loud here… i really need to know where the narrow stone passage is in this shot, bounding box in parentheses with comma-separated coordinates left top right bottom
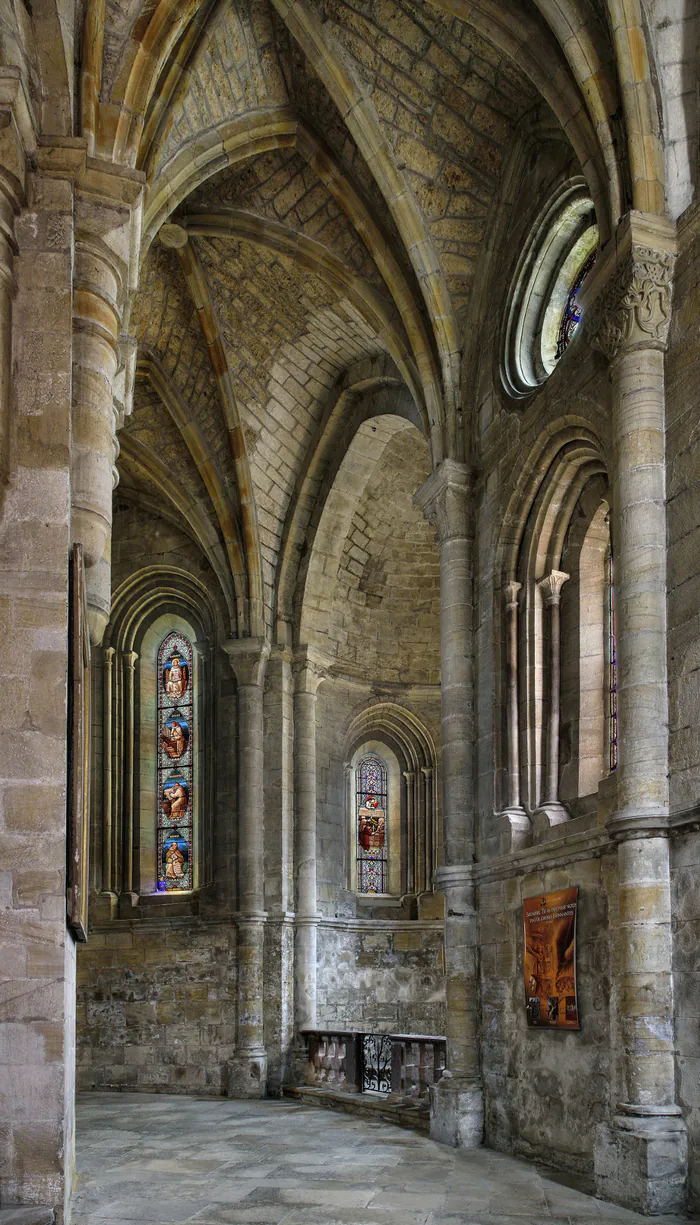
(73, 1094, 690, 1225)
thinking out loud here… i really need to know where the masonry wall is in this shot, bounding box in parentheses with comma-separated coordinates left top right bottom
(665, 200, 700, 1210)
(479, 849, 616, 1174)
(316, 921, 445, 1036)
(464, 126, 624, 1176)
(0, 169, 76, 1222)
(313, 681, 445, 1035)
(77, 920, 237, 1095)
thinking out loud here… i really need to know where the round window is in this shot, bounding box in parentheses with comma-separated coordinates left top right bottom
(501, 180, 598, 399)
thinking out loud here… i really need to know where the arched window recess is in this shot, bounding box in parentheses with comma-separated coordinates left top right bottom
(344, 704, 438, 905)
(94, 568, 218, 919)
(495, 433, 615, 849)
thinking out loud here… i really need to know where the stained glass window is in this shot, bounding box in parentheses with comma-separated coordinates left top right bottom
(356, 756, 388, 894)
(607, 554, 618, 773)
(157, 631, 194, 891)
(555, 249, 596, 360)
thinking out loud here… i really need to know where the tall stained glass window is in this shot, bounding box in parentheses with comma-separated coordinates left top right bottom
(356, 756, 388, 894)
(555, 249, 596, 360)
(157, 631, 194, 891)
(607, 554, 618, 773)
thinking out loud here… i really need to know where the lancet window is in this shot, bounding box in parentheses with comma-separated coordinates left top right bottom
(157, 631, 194, 892)
(356, 755, 388, 894)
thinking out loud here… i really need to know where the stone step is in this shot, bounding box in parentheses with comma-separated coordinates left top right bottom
(0, 1209, 54, 1224)
(285, 1085, 430, 1134)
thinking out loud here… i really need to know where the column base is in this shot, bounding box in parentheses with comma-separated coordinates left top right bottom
(533, 801, 570, 832)
(227, 1052, 268, 1099)
(594, 1111, 688, 1215)
(494, 807, 531, 854)
(429, 1075, 484, 1149)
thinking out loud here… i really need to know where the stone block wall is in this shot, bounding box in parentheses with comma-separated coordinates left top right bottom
(666, 197, 700, 1215)
(479, 851, 615, 1175)
(316, 922, 445, 1036)
(672, 829, 700, 1206)
(76, 921, 237, 1096)
(0, 169, 77, 1223)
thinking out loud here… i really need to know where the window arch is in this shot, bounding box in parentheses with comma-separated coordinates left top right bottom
(344, 710, 439, 901)
(496, 432, 612, 835)
(356, 754, 388, 894)
(157, 631, 194, 892)
(501, 180, 598, 398)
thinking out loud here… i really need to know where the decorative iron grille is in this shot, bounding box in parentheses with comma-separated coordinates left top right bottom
(361, 1032, 392, 1093)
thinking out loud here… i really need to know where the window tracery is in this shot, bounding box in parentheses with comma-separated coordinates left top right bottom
(157, 631, 194, 892)
(555, 249, 597, 360)
(356, 755, 388, 894)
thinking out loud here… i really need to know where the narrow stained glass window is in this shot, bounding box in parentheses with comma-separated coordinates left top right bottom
(157, 631, 194, 891)
(555, 249, 596, 360)
(356, 755, 388, 894)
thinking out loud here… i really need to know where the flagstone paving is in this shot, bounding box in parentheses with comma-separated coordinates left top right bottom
(73, 1093, 694, 1225)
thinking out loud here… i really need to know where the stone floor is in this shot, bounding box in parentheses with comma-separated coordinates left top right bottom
(73, 1093, 694, 1225)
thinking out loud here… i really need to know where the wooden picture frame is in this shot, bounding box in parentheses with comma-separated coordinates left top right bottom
(67, 543, 91, 941)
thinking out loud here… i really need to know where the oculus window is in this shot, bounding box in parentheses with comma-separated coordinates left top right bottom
(502, 180, 598, 398)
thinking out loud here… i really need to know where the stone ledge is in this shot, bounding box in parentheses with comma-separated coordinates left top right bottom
(285, 1085, 429, 1133)
(0, 1209, 55, 1225)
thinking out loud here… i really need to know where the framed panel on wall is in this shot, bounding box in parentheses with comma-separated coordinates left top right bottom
(523, 888, 579, 1029)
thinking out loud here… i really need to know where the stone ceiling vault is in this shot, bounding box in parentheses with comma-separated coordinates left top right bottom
(88, 0, 662, 640)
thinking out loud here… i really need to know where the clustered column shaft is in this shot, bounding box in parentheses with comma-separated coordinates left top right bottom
(415, 459, 483, 1149)
(293, 648, 325, 1039)
(503, 580, 523, 815)
(536, 570, 569, 825)
(224, 638, 270, 1098)
(584, 213, 687, 1215)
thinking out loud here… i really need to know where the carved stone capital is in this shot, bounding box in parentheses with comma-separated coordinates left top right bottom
(588, 247, 675, 360)
(504, 580, 522, 611)
(223, 637, 270, 688)
(580, 212, 678, 362)
(414, 458, 470, 543)
(538, 570, 569, 606)
(292, 644, 330, 695)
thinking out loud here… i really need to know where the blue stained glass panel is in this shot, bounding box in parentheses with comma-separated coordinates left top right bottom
(356, 755, 388, 894)
(157, 631, 194, 892)
(556, 249, 596, 361)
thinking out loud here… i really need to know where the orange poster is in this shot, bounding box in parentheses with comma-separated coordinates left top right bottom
(523, 887, 579, 1030)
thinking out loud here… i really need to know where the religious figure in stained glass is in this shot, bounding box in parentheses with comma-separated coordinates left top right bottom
(163, 834, 188, 882)
(356, 756, 388, 894)
(157, 631, 194, 892)
(163, 653, 188, 699)
(555, 249, 596, 360)
(162, 717, 189, 760)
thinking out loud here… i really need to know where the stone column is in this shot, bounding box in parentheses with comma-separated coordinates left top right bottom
(292, 647, 325, 1048)
(72, 166, 143, 645)
(0, 164, 20, 508)
(582, 213, 687, 1215)
(499, 580, 531, 850)
(118, 649, 139, 913)
(404, 770, 415, 895)
(421, 765, 434, 890)
(535, 570, 570, 826)
(224, 638, 270, 1098)
(415, 459, 483, 1148)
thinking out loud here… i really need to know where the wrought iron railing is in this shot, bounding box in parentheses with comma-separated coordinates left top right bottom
(301, 1028, 446, 1102)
